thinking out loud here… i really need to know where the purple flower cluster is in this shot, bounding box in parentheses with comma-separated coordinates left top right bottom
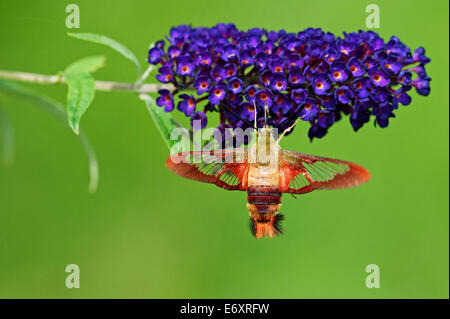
(149, 24, 431, 141)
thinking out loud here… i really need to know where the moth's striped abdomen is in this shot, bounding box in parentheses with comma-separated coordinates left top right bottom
(247, 185, 283, 238)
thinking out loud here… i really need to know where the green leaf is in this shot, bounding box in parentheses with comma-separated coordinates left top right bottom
(64, 72, 96, 135)
(65, 55, 106, 74)
(67, 32, 141, 77)
(0, 79, 99, 193)
(139, 93, 185, 149)
(63, 55, 104, 135)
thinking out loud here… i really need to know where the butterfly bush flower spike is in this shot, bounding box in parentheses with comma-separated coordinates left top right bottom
(148, 24, 431, 141)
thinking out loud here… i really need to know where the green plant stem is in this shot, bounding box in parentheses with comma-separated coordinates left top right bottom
(0, 70, 174, 93)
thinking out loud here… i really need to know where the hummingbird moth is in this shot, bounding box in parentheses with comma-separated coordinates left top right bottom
(166, 112, 370, 239)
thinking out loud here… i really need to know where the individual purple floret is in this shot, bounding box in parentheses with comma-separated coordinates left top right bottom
(149, 24, 431, 141)
(156, 89, 174, 112)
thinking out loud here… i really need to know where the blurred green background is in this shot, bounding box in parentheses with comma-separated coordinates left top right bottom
(0, 0, 448, 298)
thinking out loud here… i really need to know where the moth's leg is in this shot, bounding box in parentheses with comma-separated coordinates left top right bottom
(277, 118, 300, 144)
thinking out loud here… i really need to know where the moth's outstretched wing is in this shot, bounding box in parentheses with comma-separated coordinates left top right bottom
(279, 150, 370, 194)
(166, 150, 249, 191)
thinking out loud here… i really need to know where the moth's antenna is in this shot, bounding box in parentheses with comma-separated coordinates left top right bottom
(222, 104, 256, 129)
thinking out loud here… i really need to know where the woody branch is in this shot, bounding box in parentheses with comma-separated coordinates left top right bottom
(0, 70, 175, 93)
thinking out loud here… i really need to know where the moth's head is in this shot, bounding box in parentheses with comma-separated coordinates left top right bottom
(255, 125, 279, 164)
(258, 125, 274, 142)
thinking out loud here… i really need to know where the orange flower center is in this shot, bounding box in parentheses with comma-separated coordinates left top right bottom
(316, 82, 323, 89)
(333, 71, 341, 78)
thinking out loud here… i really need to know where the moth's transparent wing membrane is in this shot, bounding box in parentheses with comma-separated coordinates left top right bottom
(166, 150, 249, 191)
(280, 150, 371, 194)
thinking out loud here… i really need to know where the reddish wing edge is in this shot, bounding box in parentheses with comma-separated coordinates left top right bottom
(279, 150, 371, 194)
(166, 150, 249, 191)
